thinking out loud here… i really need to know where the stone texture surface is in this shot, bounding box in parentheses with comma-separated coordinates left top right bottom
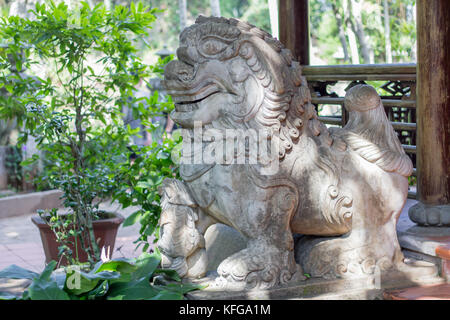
(204, 223, 248, 272)
(157, 16, 415, 290)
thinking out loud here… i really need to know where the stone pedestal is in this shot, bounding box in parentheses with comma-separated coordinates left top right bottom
(398, 199, 450, 280)
(186, 258, 441, 300)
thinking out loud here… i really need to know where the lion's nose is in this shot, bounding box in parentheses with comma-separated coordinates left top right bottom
(176, 46, 198, 67)
(164, 60, 194, 82)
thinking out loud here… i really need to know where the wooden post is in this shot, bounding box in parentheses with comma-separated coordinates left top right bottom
(278, 0, 310, 65)
(408, 0, 450, 226)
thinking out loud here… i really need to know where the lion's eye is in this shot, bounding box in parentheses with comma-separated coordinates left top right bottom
(200, 38, 227, 55)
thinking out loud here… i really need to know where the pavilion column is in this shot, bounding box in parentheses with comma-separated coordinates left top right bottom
(278, 0, 310, 65)
(408, 0, 450, 226)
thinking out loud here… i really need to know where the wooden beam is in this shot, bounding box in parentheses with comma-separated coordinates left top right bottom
(278, 0, 309, 65)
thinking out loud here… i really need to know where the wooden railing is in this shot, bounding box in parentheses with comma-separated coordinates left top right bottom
(302, 63, 417, 199)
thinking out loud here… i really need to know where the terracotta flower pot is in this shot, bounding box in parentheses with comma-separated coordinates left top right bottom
(31, 212, 124, 265)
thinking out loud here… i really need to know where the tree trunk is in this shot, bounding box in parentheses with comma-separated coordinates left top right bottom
(411, 2, 417, 62)
(343, 0, 360, 64)
(348, 0, 372, 63)
(383, 0, 392, 63)
(179, 0, 187, 31)
(210, 0, 221, 17)
(331, 1, 350, 62)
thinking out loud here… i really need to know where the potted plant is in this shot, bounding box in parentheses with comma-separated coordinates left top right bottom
(0, 1, 159, 267)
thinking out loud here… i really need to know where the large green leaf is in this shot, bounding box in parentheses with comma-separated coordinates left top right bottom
(65, 268, 121, 296)
(158, 282, 205, 295)
(106, 277, 160, 300)
(94, 259, 137, 274)
(0, 265, 39, 280)
(39, 261, 57, 281)
(153, 268, 181, 282)
(146, 290, 184, 300)
(87, 280, 109, 299)
(28, 278, 70, 300)
(132, 252, 160, 280)
(122, 210, 141, 227)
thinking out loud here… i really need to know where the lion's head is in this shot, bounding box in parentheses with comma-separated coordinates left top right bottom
(164, 16, 330, 159)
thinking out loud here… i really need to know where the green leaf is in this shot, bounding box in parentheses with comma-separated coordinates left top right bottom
(153, 268, 181, 282)
(161, 282, 205, 294)
(122, 210, 141, 227)
(65, 268, 120, 296)
(87, 280, 109, 299)
(28, 278, 70, 300)
(143, 224, 155, 236)
(94, 259, 137, 274)
(107, 277, 159, 300)
(39, 261, 57, 281)
(5, 84, 13, 94)
(0, 265, 39, 280)
(132, 252, 160, 280)
(146, 290, 184, 300)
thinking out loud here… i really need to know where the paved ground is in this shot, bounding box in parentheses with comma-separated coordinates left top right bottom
(0, 201, 151, 273)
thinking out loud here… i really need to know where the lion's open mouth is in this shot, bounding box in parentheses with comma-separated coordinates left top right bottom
(174, 90, 222, 113)
(167, 81, 222, 113)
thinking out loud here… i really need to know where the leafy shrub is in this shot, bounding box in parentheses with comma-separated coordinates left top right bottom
(0, 250, 202, 300)
(0, 1, 161, 265)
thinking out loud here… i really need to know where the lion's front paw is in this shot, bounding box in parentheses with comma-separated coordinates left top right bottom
(215, 244, 302, 290)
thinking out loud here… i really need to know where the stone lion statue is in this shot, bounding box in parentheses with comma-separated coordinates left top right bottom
(157, 16, 413, 290)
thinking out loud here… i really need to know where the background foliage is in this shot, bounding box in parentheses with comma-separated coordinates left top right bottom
(0, 0, 417, 67)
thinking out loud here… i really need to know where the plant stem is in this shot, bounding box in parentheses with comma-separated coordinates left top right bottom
(72, 56, 100, 264)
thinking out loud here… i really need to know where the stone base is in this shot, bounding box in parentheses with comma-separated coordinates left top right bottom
(408, 202, 450, 226)
(185, 258, 442, 300)
(398, 199, 450, 279)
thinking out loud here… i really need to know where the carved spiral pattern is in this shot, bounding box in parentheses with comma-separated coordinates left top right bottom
(361, 258, 377, 274)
